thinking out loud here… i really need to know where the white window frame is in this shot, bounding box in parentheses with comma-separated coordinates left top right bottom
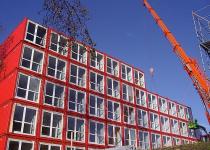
(178, 105, 185, 119)
(44, 81, 65, 108)
(71, 43, 87, 64)
(66, 146, 85, 150)
(25, 20, 47, 47)
(39, 143, 61, 150)
(107, 124, 122, 146)
(11, 104, 37, 135)
(89, 120, 105, 145)
(16, 73, 41, 102)
(47, 55, 66, 81)
(134, 70, 145, 88)
(20, 45, 44, 73)
(169, 102, 177, 116)
(171, 119, 179, 135)
(173, 137, 181, 146)
(179, 121, 188, 137)
(148, 93, 158, 111)
(159, 97, 168, 114)
(106, 57, 119, 77)
(122, 83, 134, 103)
(50, 32, 68, 56)
(90, 51, 104, 71)
(41, 110, 63, 139)
(69, 64, 86, 88)
(185, 107, 192, 121)
(151, 133, 162, 149)
(136, 89, 147, 107)
(7, 138, 34, 150)
(123, 105, 135, 125)
(90, 71, 104, 93)
(107, 78, 120, 98)
(107, 100, 121, 122)
(163, 135, 172, 147)
(160, 116, 170, 133)
(121, 64, 133, 82)
(150, 112, 160, 131)
(68, 88, 85, 113)
(137, 109, 148, 128)
(89, 95, 104, 118)
(67, 116, 85, 142)
(124, 128, 136, 146)
(138, 131, 150, 150)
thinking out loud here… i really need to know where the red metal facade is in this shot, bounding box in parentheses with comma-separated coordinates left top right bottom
(0, 18, 197, 150)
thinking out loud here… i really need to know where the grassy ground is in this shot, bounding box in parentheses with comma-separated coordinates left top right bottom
(155, 142, 210, 150)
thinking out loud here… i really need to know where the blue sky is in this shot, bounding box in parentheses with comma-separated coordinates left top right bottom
(0, 0, 210, 129)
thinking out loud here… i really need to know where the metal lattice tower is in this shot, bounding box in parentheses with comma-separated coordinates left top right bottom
(193, 5, 210, 72)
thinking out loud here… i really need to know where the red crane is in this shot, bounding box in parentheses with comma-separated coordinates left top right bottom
(142, 0, 210, 124)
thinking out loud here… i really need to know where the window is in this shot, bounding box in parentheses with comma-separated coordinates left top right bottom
(108, 124, 122, 146)
(107, 100, 120, 121)
(163, 135, 172, 147)
(50, 32, 68, 55)
(67, 116, 85, 142)
(124, 105, 135, 125)
(138, 131, 150, 150)
(107, 57, 119, 76)
(66, 147, 84, 150)
(47, 56, 66, 80)
(89, 120, 104, 144)
(180, 122, 188, 137)
(181, 139, 189, 145)
(25, 21, 47, 46)
(7, 139, 33, 150)
(21, 45, 44, 73)
(40, 143, 61, 150)
(90, 51, 104, 71)
(134, 70, 145, 88)
(12, 104, 37, 135)
(107, 78, 120, 98)
(137, 109, 148, 128)
(185, 107, 193, 121)
(159, 97, 168, 114)
(148, 93, 158, 111)
(151, 133, 161, 149)
(173, 137, 180, 146)
(150, 112, 160, 131)
(71, 43, 87, 64)
(178, 105, 185, 119)
(44, 82, 64, 108)
(89, 95, 104, 118)
(124, 128, 136, 146)
(70, 64, 86, 87)
(122, 84, 134, 103)
(171, 119, 179, 135)
(161, 116, 170, 133)
(136, 89, 147, 107)
(90, 72, 104, 93)
(41, 111, 63, 139)
(121, 64, 132, 82)
(16, 73, 40, 102)
(169, 102, 177, 116)
(68, 89, 85, 113)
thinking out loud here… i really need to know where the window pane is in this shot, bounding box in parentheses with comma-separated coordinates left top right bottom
(8, 141, 19, 150)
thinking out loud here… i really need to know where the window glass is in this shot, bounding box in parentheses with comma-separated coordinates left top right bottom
(21, 46, 43, 73)
(44, 82, 64, 108)
(16, 74, 40, 102)
(68, 89, 85, 113)
(26, 21, 46, 46)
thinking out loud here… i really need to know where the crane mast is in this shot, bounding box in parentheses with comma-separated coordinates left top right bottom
(143, 0, 210, 124)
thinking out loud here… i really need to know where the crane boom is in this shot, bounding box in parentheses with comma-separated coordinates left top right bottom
(143, 0, 210, 124)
